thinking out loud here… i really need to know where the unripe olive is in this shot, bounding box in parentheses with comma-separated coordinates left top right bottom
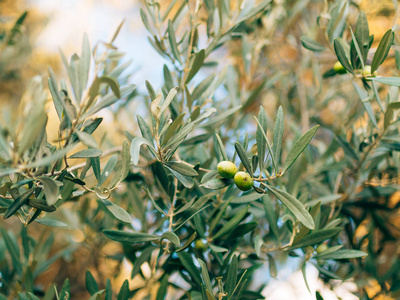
(234, 171, 254, 191)
(316, 243, 328, 253)
(333, 61, 346, 74)
(362, 65, 377, 77)
(217, 161, 238, 179)
(194, 239, 207, 251)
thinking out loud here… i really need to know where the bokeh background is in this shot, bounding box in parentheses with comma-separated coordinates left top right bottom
(0, 0, 398, 299)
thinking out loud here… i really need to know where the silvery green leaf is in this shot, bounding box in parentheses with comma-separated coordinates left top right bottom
(100, 155, 118, 185)
(48, 67, 63, 120)
(353, 82, 378, 129)
(384, 101, 400, 129)
(354, 12, 369, 65)
(80, 33, 91, 91)
(35, 218, 68, 227)
(272, 106, 284, 164)
(144, 188, 166, 215)
(162, 114, 185, 146)
(25, 146, 73, 169)
(254, 235, 263, 257)
(301, 36, 325, 52)
(186, 49, 205, 83)
(164, 65, 174, 91)
(201, 105, 241, 127)
(334, 39, 354, 75)
(371, 29, 394, 73)
(37, 177, 59, 206)
(327, 1, 348, 42)
(70, 149, 103, 159)
(164, 123, 194, 149)
(289, 228, 342, 249)
(161, 231, 180, 246)
(100, 199, 131, 223)
(198, 259, 213, 293)
(164, 161, 198, 177)
(234, 142, 252, 174)
(231, 193, 262, 204)
(27, 198, 56, 212)
(85, 84, 136, 116)
(256, 106, 268, 174)
(267, 186, 315, 229)
(225, 255, 237, 296)
(167, 20, 182, 64)
(3, 189, 35, 219)
(159, 87, 178, 116)
(268, 254, 278, 278)
(103, 230, 160, 243)
(130, 137, 156, 165)
(215, 134, 228, 161)
(75, 130, 98, 149)
(191, 74, 215, 100)
(315, 249, 367, 260)
(140, 8, 155, 36)
(209, 244, 228, 253)
(371, 77, 400, 87)
(200, 178, 232, 190)
(283, 125, 319, 173)
(165, 165, 194, 188)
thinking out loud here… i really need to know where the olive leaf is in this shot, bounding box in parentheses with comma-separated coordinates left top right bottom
(267, 186, 315, 230)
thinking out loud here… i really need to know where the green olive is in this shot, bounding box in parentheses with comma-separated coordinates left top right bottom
(194, 239, 207, 251)
(234, 171, 254, 191)
(333, 61, 347, 74)
(217, 161, 238, 179)
(316, 243, 328, 253)
(362, 65, 377, 77)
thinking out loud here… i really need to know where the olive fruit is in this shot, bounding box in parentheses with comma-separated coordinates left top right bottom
(316, 243, 328, 253)
(194, 239, 207, 251)
(333, 61, 346, 74)
(234, 171, 254, 191)
(217, 161, 238, 179)
(362, 65, 377, 77)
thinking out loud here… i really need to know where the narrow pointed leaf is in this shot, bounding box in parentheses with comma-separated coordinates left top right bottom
(234, 142, 252, 174)
(103, 230, 160, 243)
(315, 249, 367, 260)
(4, 189, 35, 219)
(164, 161, 198, 177)
(268, 186, 315, 229)
(37, 177, 59, 206)
(161, 231, 180, 246)
(101, 199, 131, 223)
(301, 37, 325, 52)
(186, 49, 205, 83)
(130, 137, 156, 165)
(334, 39, 354, 75)
(283, 125, 319, 173)
(371, 29, 394, 73)
(272, 106, 284, 164)
(289, 228, 342, 249)
(70, 149, 102, 159)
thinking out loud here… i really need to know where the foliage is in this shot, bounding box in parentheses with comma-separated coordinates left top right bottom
(0, 1, 399, 299)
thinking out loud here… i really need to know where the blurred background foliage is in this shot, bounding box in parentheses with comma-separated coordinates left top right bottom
(0, 0, 399, 299)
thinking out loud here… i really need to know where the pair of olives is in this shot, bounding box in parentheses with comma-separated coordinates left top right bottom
(217, 161, 253, 191)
